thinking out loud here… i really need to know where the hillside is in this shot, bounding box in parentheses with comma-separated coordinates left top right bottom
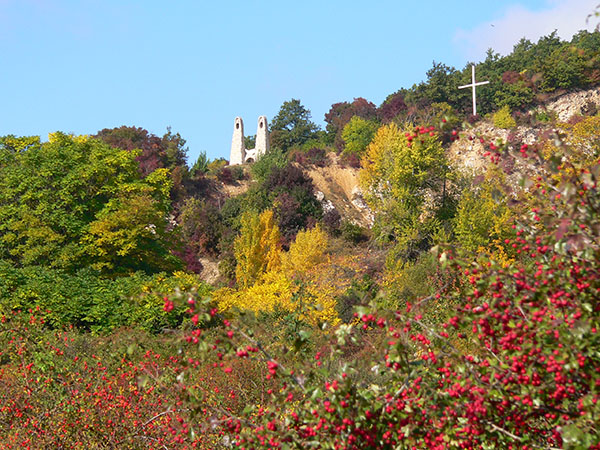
(2, 30, 600, 450)
(299, 86, 600, 235)
(220, 86, 600, 242)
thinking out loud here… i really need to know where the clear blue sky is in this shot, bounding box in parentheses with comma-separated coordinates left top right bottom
(0, 0, 597, 163)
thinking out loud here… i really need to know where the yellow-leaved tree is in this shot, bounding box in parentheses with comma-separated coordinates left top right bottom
(452, 169, 515, 265)
(360, 123, 448, 260)
(216, 224, 341, 326)
(216, 270, 294, 314)
(360, 123, 446, 214)
(234, 209, 281, 287)
(281, 224, 329, 279)
(281, 225, 338, 325)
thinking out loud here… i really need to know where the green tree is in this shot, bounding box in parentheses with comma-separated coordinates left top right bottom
(82, 169, 180, 275)
(360, 123, 447, 216)
(161, 126, 188, 169)
(0, 133, 178, 274)
(410, 62, 468, 112)
(244, 134, 256, 150)
(190, 150, 209, 176)
(341, 116, 379, 157)
(571, 29, 600, 52)
(270, 99, 320, 151)
(250, 147, 288, 183)
(494, 74, 535, 109)
(324, 98, 378, 150)
(0, 135, 41, 152)
(540, 44, 587, 91)
(422, 62, 463, 105)
(453, 178, 514, 254)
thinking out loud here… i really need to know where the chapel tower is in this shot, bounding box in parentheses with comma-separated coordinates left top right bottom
(229, 115, 269, 165)
(229, 117, 245, 165)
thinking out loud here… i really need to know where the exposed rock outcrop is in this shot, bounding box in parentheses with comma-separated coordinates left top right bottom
(448, 86, 600, 179)
(546, 88, 600, 122)
(304, 154, 373, 227)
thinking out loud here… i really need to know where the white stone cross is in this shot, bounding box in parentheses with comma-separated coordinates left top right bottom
(458, 64, 489, 116)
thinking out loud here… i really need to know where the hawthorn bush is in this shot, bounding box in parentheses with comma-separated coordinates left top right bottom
(0, 306, 277, 450)
(167, 132, 600, 449)
(0, 310, 194, 449)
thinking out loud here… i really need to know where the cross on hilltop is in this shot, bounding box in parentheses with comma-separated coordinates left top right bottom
(458, 64, 489, 116)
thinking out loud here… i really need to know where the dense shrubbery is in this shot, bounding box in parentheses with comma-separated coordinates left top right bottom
(0, 263, 212, 332)
(359, 30, 600, 131)
(0, 310, 241, 449)
(325, 98, 379, 151)
(291, 147, 329, 167)
(238, 160, 323, 247)
(341, 117, 379, 158)
(2, 125, 600, 448)
(165, 126, 600, 449)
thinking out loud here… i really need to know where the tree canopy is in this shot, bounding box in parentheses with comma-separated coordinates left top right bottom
(270, 99, 321, 151)
(0, 132, 180, 275)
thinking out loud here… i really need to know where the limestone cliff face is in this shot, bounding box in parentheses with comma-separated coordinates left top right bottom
(303, 154, 373, 228)
(448, 86, 600, 179)
(304, 87, 600, 229)
(545, 88, 600, 122)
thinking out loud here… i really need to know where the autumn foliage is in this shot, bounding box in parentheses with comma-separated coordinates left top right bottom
(2, 29, 600, 450)
(168, 133, 600, 449)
